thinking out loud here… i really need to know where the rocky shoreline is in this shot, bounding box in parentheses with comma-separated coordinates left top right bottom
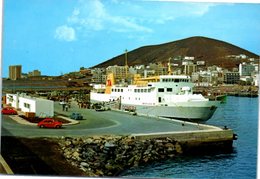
(58, 135, 183, 176)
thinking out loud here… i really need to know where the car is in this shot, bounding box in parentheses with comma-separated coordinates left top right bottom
(37, 118, 62, 128)
(95, 105, 106, 111)
(70, 112, 83, 120)
(1, 107, 18, 115)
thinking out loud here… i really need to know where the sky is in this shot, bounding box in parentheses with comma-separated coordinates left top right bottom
(2, 0, 260, 77)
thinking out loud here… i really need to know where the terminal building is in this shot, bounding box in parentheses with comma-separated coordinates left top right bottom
(6, 93, 54, 117)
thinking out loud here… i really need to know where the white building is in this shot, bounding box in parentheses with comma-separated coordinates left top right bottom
(6, 93, 54, 117)
(239, 63, 255, 76)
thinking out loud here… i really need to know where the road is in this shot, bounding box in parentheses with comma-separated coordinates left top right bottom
(1, 102, 202, 138)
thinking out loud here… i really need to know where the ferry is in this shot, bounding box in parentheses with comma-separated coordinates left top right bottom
(90, 74, 220, 122)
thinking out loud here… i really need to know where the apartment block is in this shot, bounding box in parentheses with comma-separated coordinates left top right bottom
(9, 65, 22, 80)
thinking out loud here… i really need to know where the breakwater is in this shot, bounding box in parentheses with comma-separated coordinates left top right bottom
(58, 131, 234, 177)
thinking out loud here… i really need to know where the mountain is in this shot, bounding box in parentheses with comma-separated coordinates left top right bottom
(93, 36, 259, 69)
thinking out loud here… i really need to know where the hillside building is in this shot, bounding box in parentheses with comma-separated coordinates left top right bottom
(91, 68, 106, 84)
(183, 63, 197, 76)
(106, 65, 129, 83)
(224, 72, 240, 84)
(239, 63, 255, 76)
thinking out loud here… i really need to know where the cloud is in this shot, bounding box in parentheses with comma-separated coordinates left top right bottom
(54, 25, 76, 42)
(67, 0, 153, 33)
(136, 2, 216, 24)
(54, 0, 216, 41)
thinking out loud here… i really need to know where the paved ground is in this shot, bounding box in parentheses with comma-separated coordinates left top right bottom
(1, 101, 205, 138)
(0, 101, 227, 176)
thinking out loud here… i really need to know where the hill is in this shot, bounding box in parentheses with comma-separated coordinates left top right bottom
(93, 36, 259, 69)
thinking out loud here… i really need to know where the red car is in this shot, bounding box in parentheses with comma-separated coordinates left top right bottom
(1, 107, 18, 115)
(37, 118, 62, 128)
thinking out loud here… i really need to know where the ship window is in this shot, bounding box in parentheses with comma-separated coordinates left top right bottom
(144, 89, 147, 93)
(158, 97, 162, 103)
(138, 89, 140, 93)
(141, 89, 144, 93)
(167, 88, 172, 92)
(148, 89, 151, 92)
(174, 79, 179, 82)
(134, 89, 137, 93)
(121, 89, 123, 92)
(158, 88, 164, 92)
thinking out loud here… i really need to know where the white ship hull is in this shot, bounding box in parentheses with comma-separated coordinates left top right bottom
(133, 103, 217, 121)
(90, 95, 219, 122)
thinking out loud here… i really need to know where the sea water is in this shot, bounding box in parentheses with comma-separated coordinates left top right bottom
(121, 96, 258, 178)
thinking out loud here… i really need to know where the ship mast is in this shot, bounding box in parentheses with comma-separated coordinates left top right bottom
(168, 57, 172, 75)
(125, 49, 128, 80)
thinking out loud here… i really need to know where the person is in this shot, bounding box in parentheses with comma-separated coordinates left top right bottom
(62, 103, 65, 111)
(65, 105, 69, 111)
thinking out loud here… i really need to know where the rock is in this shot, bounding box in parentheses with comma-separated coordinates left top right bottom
(72, 151, 80, 159)
(143, 157, 149, 163)
(95, 169, 104, 176)
(80, 162, 89, 167)
(104, 141, 116, 148)
(128, 156, 135, 166)
(59, 136, 184, 177)
(64, 140, 72, 147)
(105, 163, 114, 171)
(64, 151, 71, 159)
(84, 138, 93, 144)
(165, 143, 175, 148)
(72, 139, 80, 146)
(175, 143, 183, 154)
(168, 154, 175, 158)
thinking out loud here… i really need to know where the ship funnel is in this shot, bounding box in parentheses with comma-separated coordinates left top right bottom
(105, 73, 115, 94)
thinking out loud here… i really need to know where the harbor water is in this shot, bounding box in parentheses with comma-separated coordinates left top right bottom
(121, 96, 258, 178)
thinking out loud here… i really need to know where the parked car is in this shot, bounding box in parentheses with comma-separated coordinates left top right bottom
(1, 107, 18, 115)
(95, 105, 107, 111)
(70, 112, 83, 120)
(37, 118, 62, 128)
